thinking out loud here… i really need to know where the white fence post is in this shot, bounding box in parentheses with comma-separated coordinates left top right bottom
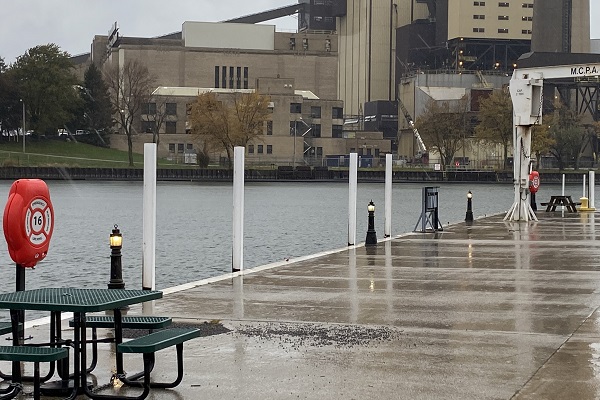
(142, 143, 156, 291)
(233, 147, 245, 272)
(348, 153, 358, 246)
(385, 154, 392, 237)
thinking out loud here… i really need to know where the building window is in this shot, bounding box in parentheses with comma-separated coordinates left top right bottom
(474, 1, 486, 5)
(522, 29, 532, 34)
(267, 145, 272, 154)
(141, 121, 155, 133)
(302, 38, 309, 50)
(248, 145, 254, 154)
(290, 103, 302, 113)
(243, 67, 249, 89)
(290, 37, 296, 50)
(522, 3, 533, 8)
(498, 15, 509, 20)
(142, 103, 156, 115)
(367, 148, 372, 156)
(332, 125, 343, 138)
(498, 28, 509, 33)
(375, 149, 380, 157)
(332, 107, 343, 119)
(168, 143, 175, 153)
(316, 147, 323, 156)
(165, 121, 177, 134)
(473, 27, 485, 32)
(325, 39, 331, 52)
(177, 143, 184, 153)
(236, 67, 242, 89)
(166, 103, 177, 115)
(311, 124, 321, 137)
(214, 66, 220, 88)
(229, 66, 234, 89)
(257, 145, 263, 154)
(498, 2, 509, 6)
(522, 16, 532, 21)
(222, 66, 227, 88)
(473, 15, 485, 19)
(186, 143, 193, 150)
(311, 106, 321, 118)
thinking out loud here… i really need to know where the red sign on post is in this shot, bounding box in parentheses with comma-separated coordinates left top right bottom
(3, 179, 54, 267)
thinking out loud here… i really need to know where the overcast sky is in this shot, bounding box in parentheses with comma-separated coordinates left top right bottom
(1, 0, 599, 64)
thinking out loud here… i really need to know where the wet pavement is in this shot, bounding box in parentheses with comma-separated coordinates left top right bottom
(4, 211, 600, 399)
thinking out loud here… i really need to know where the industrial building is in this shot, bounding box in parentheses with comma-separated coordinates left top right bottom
(72, 0, 594, 168)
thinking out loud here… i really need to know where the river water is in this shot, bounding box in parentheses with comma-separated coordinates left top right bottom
(0, 179, 584, 320)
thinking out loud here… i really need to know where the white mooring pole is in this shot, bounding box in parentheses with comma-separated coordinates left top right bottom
(562, 174, 566, 211)
(348, 153, 358, 246)
(233, 146, 245, 272)
(385, 154, 392, 237)
(590, 171, 596, 209)
(142, 143, 156, 292)
(583, 174, 587, 198)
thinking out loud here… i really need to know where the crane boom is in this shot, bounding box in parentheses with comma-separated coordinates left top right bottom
(397, 98, 427, 157)
(505, 62, 600, 222)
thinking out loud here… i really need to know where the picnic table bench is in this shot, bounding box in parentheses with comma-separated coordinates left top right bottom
(68, 315, 172, 372)
(117, 327, 201, 394)
(0, 346, 68, 400)
(541, 195, 579, 212)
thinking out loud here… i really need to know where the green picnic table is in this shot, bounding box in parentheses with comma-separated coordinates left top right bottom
(0, 287, 162, 399)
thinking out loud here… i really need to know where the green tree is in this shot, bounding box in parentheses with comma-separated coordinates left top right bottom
(189, 91, 271, 168)
(73, 63, 113, 146)
(531, 123, 555, 168)
(415, 96, 469, 170)
(11, 44, 81, 136)
(104, 59, 155, 166)
(475, 87, 513, 169)
(83, 64, 112, 132)
(0, 57, 21, 134)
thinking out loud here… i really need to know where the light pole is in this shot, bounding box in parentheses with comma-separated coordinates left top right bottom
(465, 191, 474, 224)
(365, 200, 377, 246)
(108, 224, 125, 289)
(20, 99, 25, 153)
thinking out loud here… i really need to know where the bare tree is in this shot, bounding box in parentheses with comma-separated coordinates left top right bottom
(475, 87, 513, 169)
(416, 95, 470, 170)
(104, 59, 154, 166)
(189, 91, 270, 168)
(146, 91, 177, 146)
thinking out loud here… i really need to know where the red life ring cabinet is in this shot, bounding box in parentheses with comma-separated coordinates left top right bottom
(3, 179, 54, 267)
(529, 171, 540, 194)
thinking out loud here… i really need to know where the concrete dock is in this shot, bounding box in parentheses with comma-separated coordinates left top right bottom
(8, 211, 600, 399)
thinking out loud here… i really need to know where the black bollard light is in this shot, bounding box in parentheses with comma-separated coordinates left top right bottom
(365, 200, 377, 246)
(465, 191, 474, 224)
(108, 224, 125, 289)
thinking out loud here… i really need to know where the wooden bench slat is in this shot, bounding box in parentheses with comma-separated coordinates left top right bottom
(69, 315, 172, 330)
(118, 328, 200, 354)
(0, 346, 68, 363)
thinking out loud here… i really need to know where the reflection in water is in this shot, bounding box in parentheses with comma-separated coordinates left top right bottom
(233, 275, 244, 320)
(348, 248, 358, 324)
(385, 241, 394, 323)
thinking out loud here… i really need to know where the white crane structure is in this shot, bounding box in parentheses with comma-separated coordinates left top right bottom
(398, 98, 427, 158)
(505, 62, 600, 221)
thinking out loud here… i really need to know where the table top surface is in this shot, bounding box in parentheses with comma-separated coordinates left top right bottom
(0, 288, 162, 312)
